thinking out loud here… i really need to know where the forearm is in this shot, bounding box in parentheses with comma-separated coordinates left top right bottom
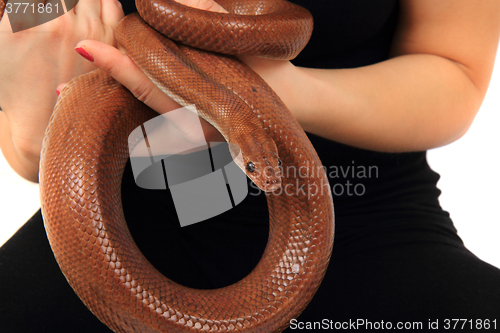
(0, 113, 41, 182)
(242, 0, 500, 153)
(284, 53, 485, 152)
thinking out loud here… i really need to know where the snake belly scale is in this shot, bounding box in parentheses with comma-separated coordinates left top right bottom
(0, 0, 335, 331)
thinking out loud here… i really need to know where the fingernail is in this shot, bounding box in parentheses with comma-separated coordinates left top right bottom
(56, 89, 61, 96)
(75, 45, 94, 62)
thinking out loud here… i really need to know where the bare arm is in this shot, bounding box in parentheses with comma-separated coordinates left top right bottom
(246, 0, 500, 152)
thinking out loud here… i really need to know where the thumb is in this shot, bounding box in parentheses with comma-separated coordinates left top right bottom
(74, 40, 180, 115)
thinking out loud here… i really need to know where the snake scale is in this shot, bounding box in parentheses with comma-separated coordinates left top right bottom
(1, 0, 335, 331)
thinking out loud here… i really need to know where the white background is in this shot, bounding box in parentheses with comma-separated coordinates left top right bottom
(1, 45, 499, 269)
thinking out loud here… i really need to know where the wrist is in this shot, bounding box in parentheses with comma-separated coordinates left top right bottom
(0, 113, 42, 182)
(238, 55, 310, 123)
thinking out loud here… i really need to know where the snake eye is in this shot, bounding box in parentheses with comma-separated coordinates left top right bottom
(246, 161, 255, 173)
(278, 159, 282, 167)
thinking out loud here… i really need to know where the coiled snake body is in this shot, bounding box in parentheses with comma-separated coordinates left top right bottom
(2, 0, 335, 331)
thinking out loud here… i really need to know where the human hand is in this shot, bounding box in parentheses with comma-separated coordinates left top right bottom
(68, 0, 229, 145)
(70, 0, 298, 147)
(0, 0, 124, 181)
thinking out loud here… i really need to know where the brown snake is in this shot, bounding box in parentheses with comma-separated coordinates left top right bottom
(1, 0, 335, 331)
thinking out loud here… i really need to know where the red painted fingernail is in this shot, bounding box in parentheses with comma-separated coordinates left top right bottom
(75, 46, 94, 62)
(56, 89, 61, 96)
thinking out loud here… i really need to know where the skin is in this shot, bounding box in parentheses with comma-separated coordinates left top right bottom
(1, 0, 500, 183)
(0, 0, 124, 182)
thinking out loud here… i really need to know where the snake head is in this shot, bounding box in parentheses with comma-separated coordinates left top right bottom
(229, 139, 282, 193)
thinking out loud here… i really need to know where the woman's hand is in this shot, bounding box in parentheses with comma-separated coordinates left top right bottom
(70, 0, 235, 145)
(72, 0, 296, 146)
(0, 0, 124, 182)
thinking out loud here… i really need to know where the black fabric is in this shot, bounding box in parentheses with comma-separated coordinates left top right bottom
(0, 211, 103, 332)
(1, 0, 500, 332)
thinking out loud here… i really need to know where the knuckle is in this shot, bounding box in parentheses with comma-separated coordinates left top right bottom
(79, 17, 101, 40)
(102, 25, 117, 46)
(131, 79, 155, 104)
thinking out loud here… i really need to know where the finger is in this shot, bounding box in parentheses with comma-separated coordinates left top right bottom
(100, 0, 124, 30)
(56, 83, 67, 97)
(75, 39, 181, 114)
(73, 0, 102, 19)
